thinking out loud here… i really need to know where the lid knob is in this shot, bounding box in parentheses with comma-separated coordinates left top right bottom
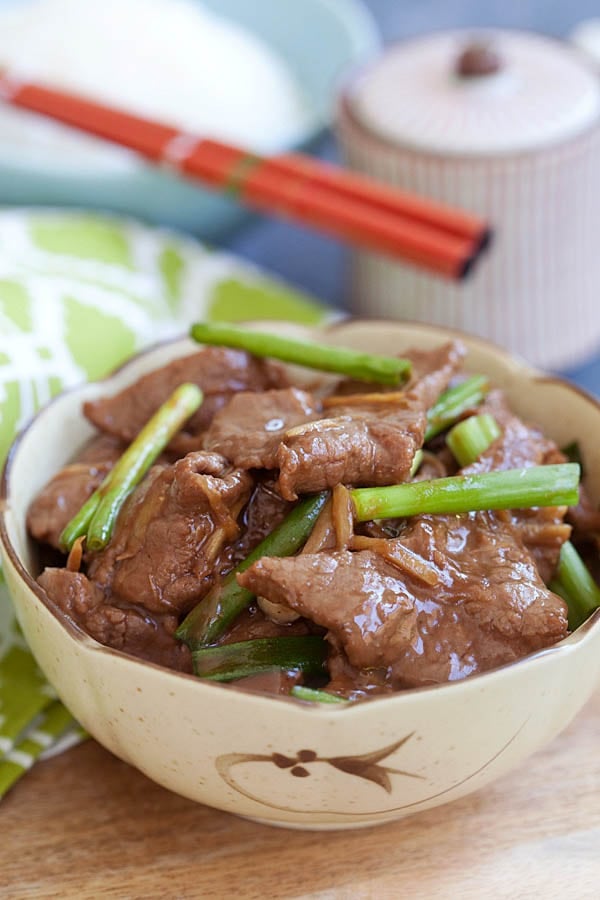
(456, 40, 503, 77)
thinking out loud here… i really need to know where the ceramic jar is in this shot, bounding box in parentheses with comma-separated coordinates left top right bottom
(337, 30, 600, 368)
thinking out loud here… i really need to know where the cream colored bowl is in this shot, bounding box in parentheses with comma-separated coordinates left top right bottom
(2, 320, 600, 830)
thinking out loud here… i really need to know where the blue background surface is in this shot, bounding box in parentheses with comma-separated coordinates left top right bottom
(220, 0, 600, 394)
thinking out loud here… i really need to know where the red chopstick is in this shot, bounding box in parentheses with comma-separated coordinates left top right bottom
(265, 152, 487, 246)
(0, 71, 491, 279)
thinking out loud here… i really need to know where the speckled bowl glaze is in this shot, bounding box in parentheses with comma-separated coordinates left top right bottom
(2, 320, 600, 830)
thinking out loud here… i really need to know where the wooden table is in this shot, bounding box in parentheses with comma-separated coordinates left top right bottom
(3, 690, 599, 900)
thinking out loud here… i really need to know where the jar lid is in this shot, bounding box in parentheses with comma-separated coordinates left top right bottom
(348, 30, 600, 155)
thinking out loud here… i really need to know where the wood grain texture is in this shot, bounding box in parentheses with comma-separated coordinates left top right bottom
(2, 690, 599, 900)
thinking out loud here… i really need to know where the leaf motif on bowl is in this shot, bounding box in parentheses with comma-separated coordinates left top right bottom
(216, 731, 423, 808)
(327, 732, 423, 793)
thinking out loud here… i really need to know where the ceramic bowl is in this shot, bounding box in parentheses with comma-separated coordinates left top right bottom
(0, 0, 378, 238)
(2, 320, 600, 830)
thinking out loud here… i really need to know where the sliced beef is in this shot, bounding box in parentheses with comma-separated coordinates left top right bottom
(27, 434, 125, 549)
(202, 342, 464, 498)
(38, 568, 192, 672)
(27, 461, 113, 550)
(275, 342, 465, 499)
(223, 478, 293, 571)
(465, 390, 561, 474)
(464, 390, 570, 581)
(238, 511, 568, 688)
(276, 415, 407, 500)
(325, 641, 392, 699)
(203, 387, 319, 469)
(87, 452, 253, 616)
(495, 506, 571, 585)
(399, 343, 468, 409)
(27, 432, 127, 550)
(83, 347, 287, 447)
(74, 434, 126, 465)
(330, 343, 464, 401)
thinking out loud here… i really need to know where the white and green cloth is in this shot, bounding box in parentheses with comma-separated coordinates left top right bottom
(0, 209, 327, 798)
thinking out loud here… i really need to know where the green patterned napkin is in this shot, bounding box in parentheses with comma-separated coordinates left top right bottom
(0, 209, 327, 798)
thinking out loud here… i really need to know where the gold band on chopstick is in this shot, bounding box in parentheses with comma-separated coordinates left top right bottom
(224, 153, 262, 196)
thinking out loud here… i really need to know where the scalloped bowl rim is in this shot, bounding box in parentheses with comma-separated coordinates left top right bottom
(2, 318, 600, 719)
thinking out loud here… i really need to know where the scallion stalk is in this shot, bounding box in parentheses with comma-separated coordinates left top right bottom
(446, 413, 501, 467)
(550, 541, 600, 631)
(192, 636, 327, 682)
(351, 464, 580, 522)
(60, 383, 203, 553)
(410, 449, 424, 477)
(291, 686, 347, 704)
(190, 322, 411, 386)
(425, 375, 489, 442)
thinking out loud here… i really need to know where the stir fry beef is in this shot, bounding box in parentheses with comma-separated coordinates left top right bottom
(27, 435, 125, 550)
(330, 343, 463, 400)
(466, 391, 570, 582)
(74, 434, 126, 464)
(238, 512, 568, 689)
(275, 342, 464, 500)
(204, 387, 319, 469)
(395, 342, 467, 407)
(239, 387, 571, 690)
(35, 454, 303, 670)
(466, 390, 561, 473)
(83, 347, 287, 449)
(38, 569, 192, 672)
(205, 342, 465, 500)
(87, 452, 253, 616)
(28, 336, 587, 691)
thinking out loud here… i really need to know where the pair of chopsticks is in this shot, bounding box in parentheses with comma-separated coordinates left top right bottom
(0, 70, 491, 279)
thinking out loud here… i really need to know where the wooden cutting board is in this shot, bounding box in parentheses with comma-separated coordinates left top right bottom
(2, 690, 599, 899)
